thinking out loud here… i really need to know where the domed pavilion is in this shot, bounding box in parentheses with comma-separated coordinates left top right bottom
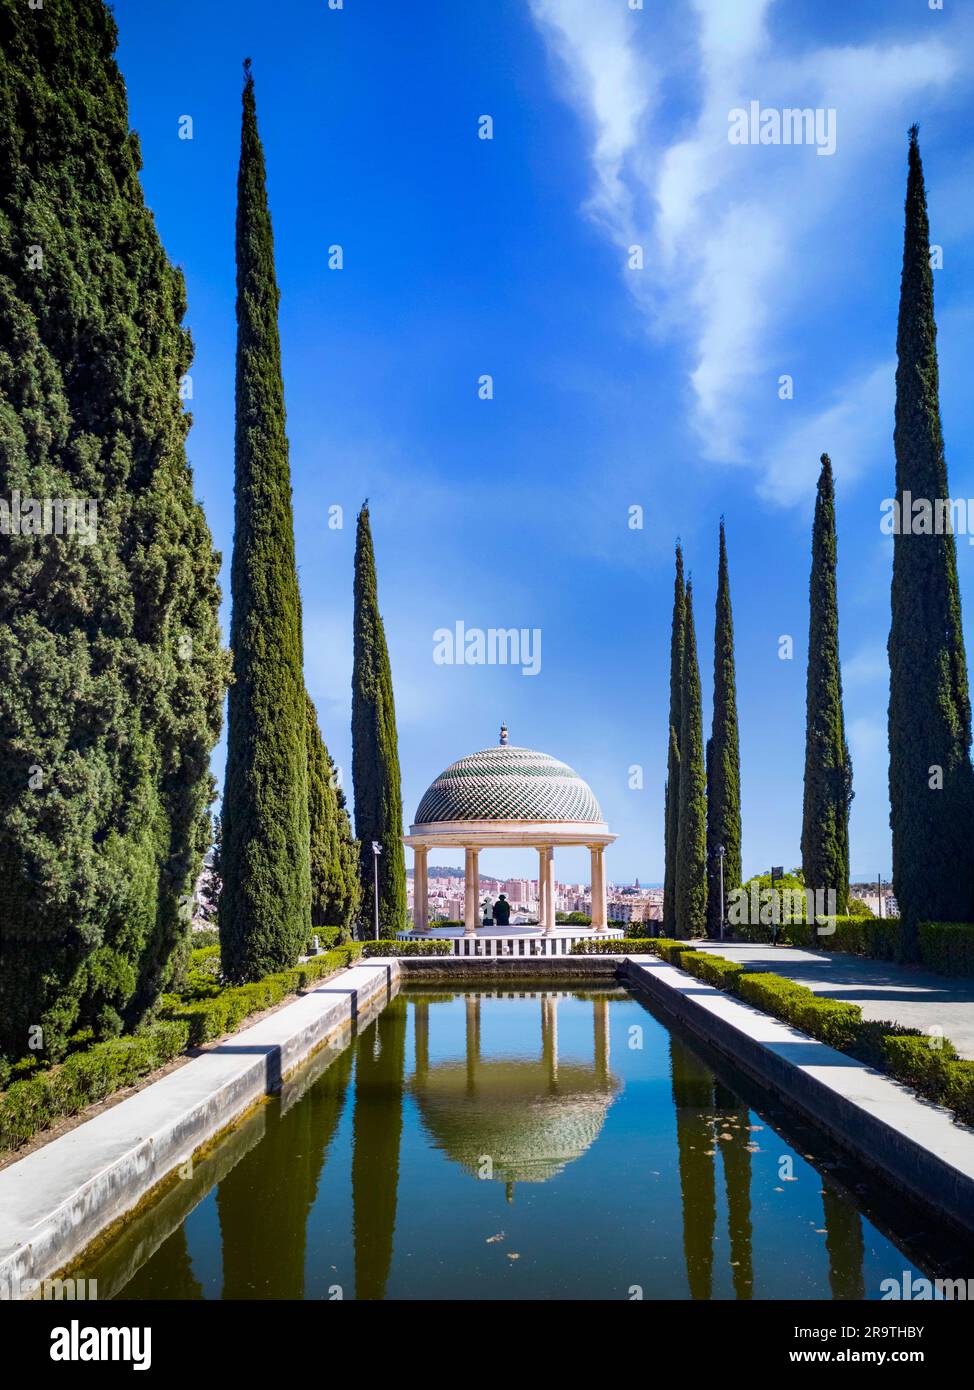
(404, 725, 616, 935)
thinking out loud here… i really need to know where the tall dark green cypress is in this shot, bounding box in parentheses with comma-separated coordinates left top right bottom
(306, 693, 361, 939)
(220, 62, 310, 981)
(0, 0, 227, 1059)
(801, 455, 852, 915)
(675, 580, 707, 937)
(706, 520, 741, 938)
(888, 127, 974, 956)
(662, 544, 685, 934)
(352, 503, 407, 933)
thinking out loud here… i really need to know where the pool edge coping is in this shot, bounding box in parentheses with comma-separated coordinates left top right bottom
(0, 958, 402, 1299)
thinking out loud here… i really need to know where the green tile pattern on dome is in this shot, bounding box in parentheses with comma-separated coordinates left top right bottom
(414, 745, 603, 825)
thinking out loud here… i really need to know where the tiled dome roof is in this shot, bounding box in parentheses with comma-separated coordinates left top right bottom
(414, 745, 603, 825)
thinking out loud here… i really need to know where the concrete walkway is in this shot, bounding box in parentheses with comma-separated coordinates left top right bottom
(696, 942, 974, 1059)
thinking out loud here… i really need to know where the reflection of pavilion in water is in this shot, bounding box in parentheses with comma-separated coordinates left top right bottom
(103, 994, 871, 1302)
(410, 993, 620, 1200)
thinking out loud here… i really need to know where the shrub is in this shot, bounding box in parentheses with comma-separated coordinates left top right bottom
(919, 922, 974, 977)
(360, 939, 453, 957)
(847, 896, 876, 918)
(625, 920, 662, 939)
(943, 1061, 974, 1125)
(571, 938, 661, 955)
(160, 945, 364, 1045)
(0, 1020, 190, 1154)
(648, 938, 695, 965)
(191, 928, 221, 950)
(679, 951, 748, 991)
(304, 926, 345, 954)
(880, 1033, 959, 1098)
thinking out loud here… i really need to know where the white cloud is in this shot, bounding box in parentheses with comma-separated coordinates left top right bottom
(529, 0, 962, 498)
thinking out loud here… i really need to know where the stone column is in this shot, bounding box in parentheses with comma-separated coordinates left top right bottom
(413, 846, 429, 933)
(544, 846, 556, 933)
(590, 844, 607, 932)
(537, 847, 548, 930)
(464, 846, 479, 935)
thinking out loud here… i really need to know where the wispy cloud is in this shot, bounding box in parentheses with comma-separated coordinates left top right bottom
(529, 0, 962, 498)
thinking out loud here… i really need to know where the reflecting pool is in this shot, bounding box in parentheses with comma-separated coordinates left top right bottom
(86, 984, 958, 1300)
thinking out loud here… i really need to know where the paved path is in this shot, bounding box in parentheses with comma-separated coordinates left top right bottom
(695, 943, 974, 1059)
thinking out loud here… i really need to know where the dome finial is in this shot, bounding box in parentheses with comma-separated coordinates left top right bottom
(499, 722, 508, 746)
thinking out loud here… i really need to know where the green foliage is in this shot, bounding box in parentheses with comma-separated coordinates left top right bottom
(556, 911, 592, 926)
(917, 922, 974, 976)
(161, 943, 364, 1045)
(662, 544, 685, 934)
(571, 938, 667, 955)
(360, 939, 452, 957)
(888, 128, 974, 957)
(675, 581, 707, 937)
(801, 455, 852, 915)
(0, 1020, 190, 1153)
(220, 63, 311, 983)
(678, 950, 748, 991)
(846, 896, 875, 919)
(656, 944, 974, 1126)
(0, 0, 227, 1060)
(190, 928, 221, 950)
(306, 694, 360, 940)
(732, 871, 808, 941)
(644, 938, 692, 964)
(351, 503, 407, 933)
(706, 521, 742, 938)
(305, 925, 345, 953)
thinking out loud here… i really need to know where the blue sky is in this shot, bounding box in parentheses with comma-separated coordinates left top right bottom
(114, 0, 974, 886)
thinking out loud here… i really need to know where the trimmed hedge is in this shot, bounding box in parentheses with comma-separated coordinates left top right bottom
(0, 1021, 191, 1153)
(918, 922, 974, 977)
(678, 950, 749, 991)
(361, 939, 453, 957)
(571, 938, 664, 955)
(652, 944, 974, 1129)
(160, 944, 364, 1046)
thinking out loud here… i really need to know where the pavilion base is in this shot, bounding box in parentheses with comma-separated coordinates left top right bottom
(398, 924, 624, 957)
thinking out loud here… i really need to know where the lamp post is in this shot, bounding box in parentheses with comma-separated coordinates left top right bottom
(717, 844, 726, 941)
(372, 840, 382, 940)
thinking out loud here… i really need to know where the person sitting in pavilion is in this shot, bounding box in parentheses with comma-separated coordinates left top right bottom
(493, 893, 511, 927)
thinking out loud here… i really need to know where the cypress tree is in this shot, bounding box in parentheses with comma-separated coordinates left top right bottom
(351, 503, 407, 932)
(706, 520, 742, 938)
(306, 693, 361, 940)
(888, 126, 974, 956)
(675, 580, 707, 936)
(0, 0, 226, 1059)
(662, 543, 685, 934)
(220, 62, 310, 981)
(801, 455, 852, 916)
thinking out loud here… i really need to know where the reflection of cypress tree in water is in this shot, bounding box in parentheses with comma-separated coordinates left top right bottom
(822, 1176, 866, 1300)
(352, 995, 408, 1300)
(713, 1079, 753, 1300)
(669, 1037, 716, 1300)
(120, 1223, 204, 1301)
(217, 1042, 353, 1299)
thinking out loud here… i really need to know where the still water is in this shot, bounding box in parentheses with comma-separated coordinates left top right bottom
(88, 984, 951, 1300)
